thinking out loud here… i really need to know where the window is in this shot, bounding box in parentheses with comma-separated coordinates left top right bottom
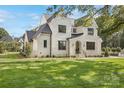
(86, 42, 95, 50)
(58, 25, 66, 33)
(73, 28, 77, 33)
(58, 41, 66, 50)
(44, 40, 47, 48)
(88, 28, 94, 35)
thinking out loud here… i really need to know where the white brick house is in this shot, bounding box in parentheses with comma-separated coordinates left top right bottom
(23, 14, 102, 57)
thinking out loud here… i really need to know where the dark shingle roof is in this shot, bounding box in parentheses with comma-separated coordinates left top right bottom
(67, 33, 83, 39)
(33, 23, 52, 38)
(26, 31, 36, 42)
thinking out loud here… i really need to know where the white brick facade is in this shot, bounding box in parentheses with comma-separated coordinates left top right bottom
(25, 15, 102, 57)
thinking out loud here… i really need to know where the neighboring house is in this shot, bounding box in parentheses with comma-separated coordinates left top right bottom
(23, 14, 102, 57)
(0, 35, 13, 42)
(18, 36, 24, 51)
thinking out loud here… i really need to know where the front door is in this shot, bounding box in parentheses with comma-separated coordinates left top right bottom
(75, 41, 80, 54)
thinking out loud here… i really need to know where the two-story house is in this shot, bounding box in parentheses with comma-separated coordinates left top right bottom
(23, 14, 102, 57)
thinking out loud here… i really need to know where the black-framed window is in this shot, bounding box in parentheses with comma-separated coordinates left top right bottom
(86, 42, 95, 50)
(88, 28, 94, 35)
(44, 40, 47, 48)
(58, 25, 66, 33)
(58, 41, 66, 50)
(73, 28, 77, 33)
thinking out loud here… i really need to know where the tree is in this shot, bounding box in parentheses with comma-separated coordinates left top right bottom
(0, 27, 9, 39)
(0, 42, 5, 53)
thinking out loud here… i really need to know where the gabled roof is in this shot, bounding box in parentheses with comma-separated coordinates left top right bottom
(26, 31, 36, 42)
(0, 35, 13, 42)
(33, 23, 52, 38)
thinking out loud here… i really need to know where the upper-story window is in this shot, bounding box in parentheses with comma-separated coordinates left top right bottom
(58, 25, 66, 33)
(88, 28, 94, 35)
(73, 28, 77, 33)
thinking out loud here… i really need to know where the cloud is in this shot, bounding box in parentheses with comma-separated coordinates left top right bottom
(0, 10, 14, 23)
(0, 10, 9, 23)
(0, 9, 41, 24)
(0, 10, 9, 15)
(28, 13, 41, 20)
(68, 10, 85, 19)
(0, 19, 5, 23)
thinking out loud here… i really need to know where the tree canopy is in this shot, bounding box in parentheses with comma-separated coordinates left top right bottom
(47, 5, 124, 36)
(0, 27, 9, 39)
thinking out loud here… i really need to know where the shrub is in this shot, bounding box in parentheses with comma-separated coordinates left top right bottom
(0, 42, 5, 53)
(107, 47, 111, 52)
(46, 55, 49, 57)
(25, 44, 31, 57)
(110, 47, 122, 56)
(102, 47, 122, 57)
(116, 47, 121, 52)
(102, 47, 106, 52)
(52, 55, 55, 58)
(111, 47, 116, 52)
(104, 49, 109, 57)
(111, 47, 121, 53)
(20, 43, 31, 57)
(102, 47, 110, 57)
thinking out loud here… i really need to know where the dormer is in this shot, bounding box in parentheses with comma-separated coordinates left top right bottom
(73, 16, 98, 36)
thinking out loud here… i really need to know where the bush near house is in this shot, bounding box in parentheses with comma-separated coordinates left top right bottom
(0, 42, 5, 53)
(0, 41, 21, 54)
(20, 43, 31, 57)
(4, 42, 16, 52)
(102, 47, 111, 57)
(102, 47, 122, 57)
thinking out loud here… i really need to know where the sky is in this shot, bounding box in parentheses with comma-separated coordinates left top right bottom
(0, 5, 50, 37)
(0, 5, 101, 37)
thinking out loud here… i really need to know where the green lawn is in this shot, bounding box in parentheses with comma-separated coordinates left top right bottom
(0, 53, 124, 88)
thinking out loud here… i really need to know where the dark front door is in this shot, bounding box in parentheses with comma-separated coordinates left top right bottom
(75, 41, 80, 54)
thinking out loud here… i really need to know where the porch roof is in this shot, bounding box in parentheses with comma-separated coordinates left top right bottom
(67, 33, 83, 40)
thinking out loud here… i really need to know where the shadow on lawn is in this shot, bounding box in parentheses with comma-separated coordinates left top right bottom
(0, 59, 123, 88)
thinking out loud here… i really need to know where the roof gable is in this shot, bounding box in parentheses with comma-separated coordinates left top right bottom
(26, 31, 36, 42)
(33, 23, 52, 38)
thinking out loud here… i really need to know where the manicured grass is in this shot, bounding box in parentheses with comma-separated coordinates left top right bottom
(0, 56, 124, 88)
(0, 52, 23, 59)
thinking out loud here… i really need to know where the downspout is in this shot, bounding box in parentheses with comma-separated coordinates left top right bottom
(67, 39, 70, 57)
(50, 34, 52, 57)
